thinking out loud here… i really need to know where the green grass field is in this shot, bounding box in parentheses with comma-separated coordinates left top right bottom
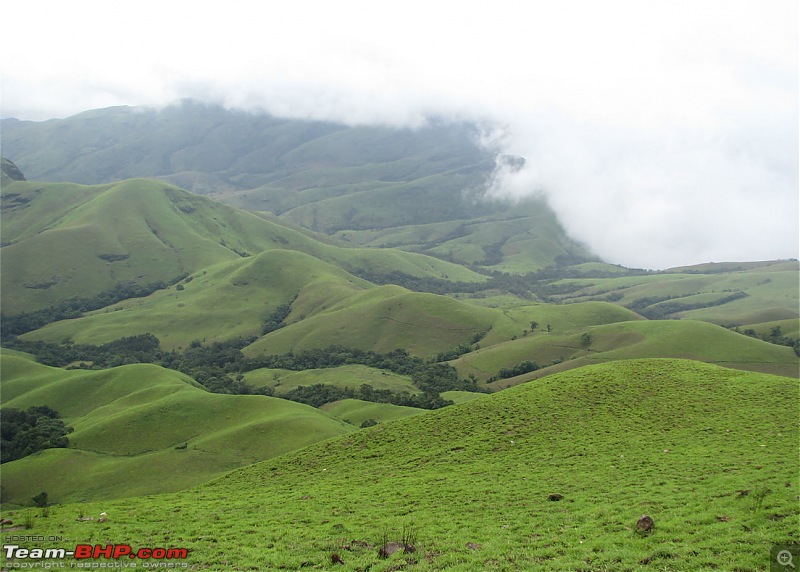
(3, 359, 796, 570)
(3, 106, 799, 571)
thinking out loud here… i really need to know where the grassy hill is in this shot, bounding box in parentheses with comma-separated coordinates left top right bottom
(244, 287, 506, 358)
(453, 319, 800, 386)
(1, 177, 484, 315)
(1, 103, 487, 196)
(337, 199, 592, 272)
(242, 298, 639, 361)
(18, 249, 371, 349)
(320, 398, 425, 426)
(0, 356, 354, 503)
(6, 359, 796, 570)
(545, 259, 799, 329)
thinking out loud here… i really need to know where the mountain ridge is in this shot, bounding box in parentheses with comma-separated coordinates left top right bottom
(0, 101, 596, 273)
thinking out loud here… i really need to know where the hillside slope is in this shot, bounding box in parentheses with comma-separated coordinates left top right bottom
(8, 359, 797, 570)
(0, 356, 354, 502)
(453, 318, 800, 383)
(1, 178, 484, 314)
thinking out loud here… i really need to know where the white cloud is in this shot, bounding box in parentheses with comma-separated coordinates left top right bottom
(1, 0, 796, 268)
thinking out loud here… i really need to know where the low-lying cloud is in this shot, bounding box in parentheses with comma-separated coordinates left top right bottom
(2, 0, 797, 268)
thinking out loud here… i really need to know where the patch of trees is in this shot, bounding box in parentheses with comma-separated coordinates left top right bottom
(283, 383, 453, 410)
(432, 330, 488, 363)
(733, 325, 800, 356)
(488, 360, 539, 382)
(432, 342, 475, 363)
(1, 406, 73, 463)
(261, 303, 293, 335)
(261, 294, 297, 335)
(411, 363, 481, 393)
(248, 346, 427, 375)
(351, 270, 475, 296)
(1, 277, 187, 337)
(9, 333, 171, 369)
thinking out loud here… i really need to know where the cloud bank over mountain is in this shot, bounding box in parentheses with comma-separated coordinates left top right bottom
(2, 0, 796, 268)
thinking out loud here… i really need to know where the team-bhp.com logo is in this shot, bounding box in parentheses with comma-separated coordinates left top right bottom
(4, 543, 188, 563)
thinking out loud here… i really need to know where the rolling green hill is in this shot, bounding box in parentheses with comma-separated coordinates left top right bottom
(320, 398, 425, 426)
(453, 318, 800, 386)
(0, 355, 354, 503)
(18, 249, 370, 349)
(545, 259, 799, 328)
(244, 287, 505, 358)
(6, 359, 797, 570)
(1, 177, 484, 315)
(337, 199, 591, 272)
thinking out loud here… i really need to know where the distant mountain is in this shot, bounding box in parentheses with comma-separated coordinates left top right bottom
(0, 101, 594, 272)
(1, 157, 26, 182)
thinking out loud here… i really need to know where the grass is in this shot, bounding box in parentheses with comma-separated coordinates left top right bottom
(3, 359, 796, 570)
(0, 356, 353, 503)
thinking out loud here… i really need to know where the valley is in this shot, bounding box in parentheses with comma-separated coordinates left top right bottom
(0, 102, 797, 570)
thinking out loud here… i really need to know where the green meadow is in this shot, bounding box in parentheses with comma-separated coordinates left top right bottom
(3, 359, 797, 570)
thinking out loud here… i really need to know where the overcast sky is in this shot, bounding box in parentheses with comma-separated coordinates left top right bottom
(2, 0, 797, 269)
